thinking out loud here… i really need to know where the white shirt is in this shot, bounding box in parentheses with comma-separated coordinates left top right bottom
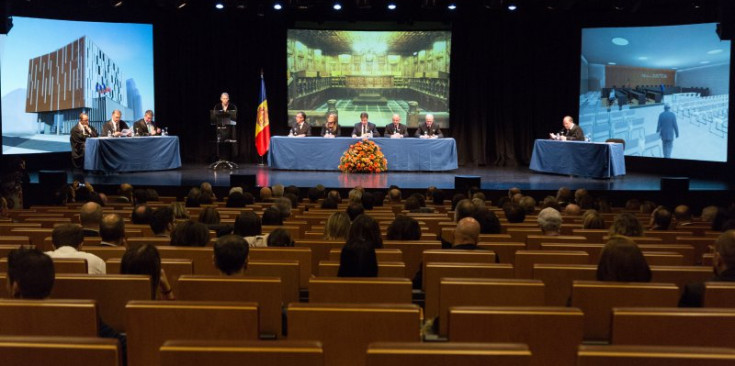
(45, 246, 107, 275)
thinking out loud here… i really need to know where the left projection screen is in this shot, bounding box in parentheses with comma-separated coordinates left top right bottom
(1, 17, 154, 155)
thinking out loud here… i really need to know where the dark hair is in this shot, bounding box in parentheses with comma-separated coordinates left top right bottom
(185, 188, 201, 208)
(150, 207, 174, 235)
(597, 236, 651, 282)
(234, 211, 262, 237)
(359, 112, 368, 119)
(346, 203, 365, 221)
(267, 228, 294, 247)
(146, 188, 159, 202)
(361, 192, 375, 210)
(284, 193, 299, 209)
(134, 189, 149, 204)
(8, 248, 54, 299)
(473, 209, 502, 234)
(100, 214, 126, 242)
(307, 187, 321, 203)
(226, 192, 246, 208)
(262, 207, 284, 225)
(504, 203, 526, 223)
(432, 189, 446, 205)
(455, 199, 476, 222)
(337, 238, 378, 277)
(386, 215, 421, 240)
(609, 213, 643, 237)
(451, 194, 467, 211)
(321, 197, 338, 209)
(347, 214, 383, 249)
(214, 235, 249, 275)
(131, 204, 153, 225)
(198, 207, 221, 225)
(404, 196, 422, 211)
(52, 224, 84, 249)
(121, 244, 161, 300)
(170, 221, 210, 247)
(582, 211, 606, 229)
(652, 207, 672, 230)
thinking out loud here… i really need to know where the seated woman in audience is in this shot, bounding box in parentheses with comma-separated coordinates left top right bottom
(170, 221, 210, 247)
(347, 214, 383, 249)
(185, 188, 201, 207)
(234, 211, 268, 247)
(169, 201, 190, 224)
(386, 215, 422, 240)
(582, 210, 606, 229)
(198, 207, 232, 237)
(121, 244, 175, 300)
(262, 207, 284, 226)
(324, 212, 351, 241)
(597, 235, 651, 282)
(473, 208, 502, 234)
(609, 213, 643, 237)
(267, 228, 294, 247)
(320, 197, 338, 209)
(337, 238, 378, 277)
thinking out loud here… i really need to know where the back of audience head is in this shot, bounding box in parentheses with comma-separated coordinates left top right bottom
(372, 191, 385, 207)
(260, 187, 273, 201)
(564, 203, 582, 216)
(80, 201, 103, 228)
(541, 196, 561, 211)
(307, 187, 322, 203)
(348, 189, 363, 204)
(198, 207, 221, 225)
(454, 199, 476, 222)
(337, 238, 378, 278)
(7, 248, 54, 299)
(361, 191, 374, 210)
(404, 196, 422, 212)
(450, 193, 466, 211)
(639, 200, 656, 214)
(100, 214, 126, 245)
(388, 188, 402, 203)
(518, 196, 536, 214)
(701, 205, 718, 223)
(471, 197, 486, 210)
(508, 187, 521, 199)
(346, 202, 365, 221)
(347, 214, 383, 249)
(214, 235, 249, 275)
(52, 223, 84, 249)
(454, 217, 481, 247)
(185, 188, 201, 207)
(386, 215, 421, 240)
(556, 187, 572, 204)
(609, 213, 643, 237)
(273, 197, 292, 220)
(673, 204, 691, 223)
(624, 198, 641, 211)
(582, 210, 606, 229)
(150, 207, 174, 236)
(226, 191, 246, 208)
(596, 198, 612, 213)
(511, 193, 523, 204)
(597, 235, 651, 282)
(134, 189, 149, 204)
(320, 197, 338, 209)
(284, 185, 300, 197)
(324, 212, 351, 241)
(131, 204, 153, 225)
(651, 206, 672, 230)
(473, 209, 501, 234)
(170, 221, 210, 247)
(234, 211, 262, 237)
(121, 244, 162, 300)
(284, 193, 299, 209)
(714, 230, 735, 275)
(327, 190, 342, 203)
(504, 203, 526, 223)
(262, 207, 284, 225)
(496, 196, 510, 209)
(272, 184, 284, 198)
(170, 202, 190, 221)
(432, 189, 446, 206)
(537, 207, 562, 235)
(267, 228, 294, 247)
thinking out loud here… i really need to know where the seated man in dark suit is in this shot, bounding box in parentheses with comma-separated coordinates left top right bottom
(679, 230, 735, 307)
(289, 111, 311, 137)
(351, 112, 380, 138)
(415, 113, 443, 138)
(70, 113, 98, 169)
(133, 110, 160, 136)
(384, 113, 408, 138)
(550, 115, 584, 141)
(101, 109, 130, 137)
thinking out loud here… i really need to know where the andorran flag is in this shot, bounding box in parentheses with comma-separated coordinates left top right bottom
(255, 72, 271, 156)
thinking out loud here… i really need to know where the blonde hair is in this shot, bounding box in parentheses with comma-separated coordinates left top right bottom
(324, 212, 351, 241)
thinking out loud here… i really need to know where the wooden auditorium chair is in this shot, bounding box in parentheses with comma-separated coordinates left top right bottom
(366, 342, 532, 366)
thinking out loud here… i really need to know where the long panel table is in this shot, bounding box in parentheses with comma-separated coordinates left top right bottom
(529, 139, 626, 178)
(269, 136, 458, 171)
(84, 136, 182, 172)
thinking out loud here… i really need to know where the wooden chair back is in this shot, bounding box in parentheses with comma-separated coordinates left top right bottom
(0, 336, 120, 366)
(514, 250, 589, 278)
(160, 340, 323, 366)
(366, 342, 532, 366)
(0, 299, 98, 337)
(578, 345, 735, 365)
(309, 277, 412, 304)
(249, 247, 312, 289)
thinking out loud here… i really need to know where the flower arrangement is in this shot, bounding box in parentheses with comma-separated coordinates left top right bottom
(338, 140, 388, 173)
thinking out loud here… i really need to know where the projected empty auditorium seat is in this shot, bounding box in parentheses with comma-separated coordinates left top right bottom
(160, 340, 324, 366)
(0, 336, 121, 366)
(449, 306, 584, 366)
(643, 133, 663, 157)
(366, 342, 532, 366)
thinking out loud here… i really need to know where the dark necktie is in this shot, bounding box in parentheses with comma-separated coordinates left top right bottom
(362, 125, 366, 135)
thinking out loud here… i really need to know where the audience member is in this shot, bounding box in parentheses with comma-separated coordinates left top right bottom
(504, 203, 526, 223)
(597, 235, 651, 282)
(100, 214, 126, 247)
(327, 190, 342, 203)
(272, 184, 285, 198)
(170, 202, 190, 222)
(234, 211, 268, 247)
(260, 187, 273, 202)
(226, 191, 247, 208)
(556, 187, 572, 206)
(170, 221, 210, 247)
(46, 223, 106, 274)
(453, 217, 482, 249)
(200, 182, 217, 202)
(564, 203, 582, 216)
(473, 209, 502, 234)
(348, 188, 363, 204)
(387, 188, 402, 204)
(284, 193, 300, 209)
(262, 207, 284, 226)
(185, 188, 201, 207)
(121, 244, 174, 300)
(518, 196, 536, 214)
(386, 215, 422, 240)
(214, 235, 249, 275)
(307, 187, 322, 203)
(131, 204, 153, 225)
(337, 238, 378, 277)
(609, 213, 644, 237)
(701, 205, 718, 223)
(674, 205, 693, 227)
(198, 207, 232, 237)
(454, 199, 476, 222)
(582, 210, 606, 229)
(346, 202, 365, 221)
(537, 207, 562, 236)
(320, 197, 338, 209)
(150, 207, 175, 238)
(361, 191, 375, 210)
(272, 197, 292, 220)
(267, 228, 294, 247)
(79, 201, 102, 237)
(624, 198, 641, 211)
(347, 214, 383, 249)
(7, 248, 55, 299)
(649, 206, 672, 231)
(432, 189, 446, 206)
(324, 212, 351, 241)
(679, 230, 735, 307)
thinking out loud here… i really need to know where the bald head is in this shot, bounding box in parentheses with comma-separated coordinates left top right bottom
(454, 217, 480, 246)
(79, 202, 102, 228)
(260, 187, 272, 201)
(564, 203, 582, 216)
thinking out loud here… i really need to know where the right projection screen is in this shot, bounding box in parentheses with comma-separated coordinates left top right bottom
(579, 23, 730, 162)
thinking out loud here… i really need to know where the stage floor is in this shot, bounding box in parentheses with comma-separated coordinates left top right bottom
(53, 164, 731, 191)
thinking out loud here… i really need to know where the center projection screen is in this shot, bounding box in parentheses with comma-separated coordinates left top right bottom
(287, 29, 451, 130)
(579, 22, 730, 162)
(1, 16, 154, 155)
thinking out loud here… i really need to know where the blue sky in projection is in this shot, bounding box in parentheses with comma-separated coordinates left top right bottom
(1, 16, 154, 111)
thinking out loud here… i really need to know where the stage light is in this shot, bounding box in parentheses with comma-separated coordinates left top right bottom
(215, 2, 224, 9)
(333, 2, 342, 10)
(387, 3, 396, 10)
(447, 3, 456, 10)
(274, 2, 283, 9)
(507, 3, 517, 11)
(176, 0, 187, 9)
(112, 0, 123, 7)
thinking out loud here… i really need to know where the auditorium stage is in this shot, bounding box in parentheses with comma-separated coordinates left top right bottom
(57, 164, 730, 192)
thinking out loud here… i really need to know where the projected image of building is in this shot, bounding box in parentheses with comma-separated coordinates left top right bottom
(287, 30, 451, 128)
(25, 36, 136, 135)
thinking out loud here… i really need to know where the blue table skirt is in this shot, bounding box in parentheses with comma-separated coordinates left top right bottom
(269, 136, 459, 171)
(84, 136, 182, 172)
(529, 139, 626, 178)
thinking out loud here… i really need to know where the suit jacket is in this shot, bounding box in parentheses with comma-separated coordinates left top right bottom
(657, 110, 679, 141)
(385, 123, 408, 137)
(101, 120, 130, 137)
(562, 125, 585, 141)
(291, 122, 311, 136)
(352, 122, 380, 137)
(70, 124, 98, 160)
(215, 103, 237, 112)
(320, 124, 341, 136)
(679, 268, 735, 307)
(415, 122, 443, 138)
(133, 119, 158, 136)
